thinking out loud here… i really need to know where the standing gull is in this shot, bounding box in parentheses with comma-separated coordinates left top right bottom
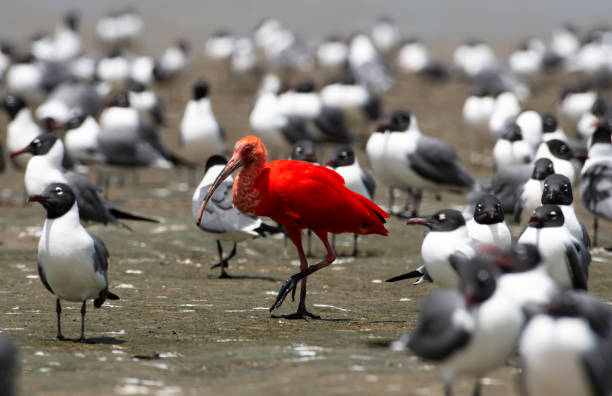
(192, 156, 274, 278)
(28, 183, 119, 341)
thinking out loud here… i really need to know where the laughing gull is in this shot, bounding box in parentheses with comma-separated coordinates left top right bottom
(0, 40, 13, 77)
(492, 122, 534, 170)
(550, 24, 581, 59)
(2, 95, 43, 169)
(579, 125, 612, 246)
(29, 183, 120, 341)
(96, 8, 143, 45)
(204, 30, 235, 61)
(577, 97, 609, 142)
(558, 81, 597, 122)
(348, 33, 393, 94)
(316, 35, 348, 69)
(63, 111, 105, 164)
(508, 38, 545, 76)
(462, 85, 496, 131)
(394, 255, 523, 396)
(370, 17, 399, 54)
(514, 158, 555, 226)
(31, 11, 81, 63)
(249, 75, 312, 158)
(96, 47, 130, 88)
(128, 79, 164, 125)
(386, 209, 476, 287)
(5, 54, 45, 103)
(534, 139, 582, 184)
(35, 81, 105, 129)
(193, 156, 275, 278)
(396, 37, 449, 78)
(327, 144, 376, 256)
(230, 37, 260, 78)
(179, 79, 225, 165)
(515, 110, 543, 149)
(492, 243, 558, 308)
(541, 174, 591, 249)
(519, 289, 612, 396)
(540, 113, 568, 142)
(278, 79, 355, 144)
(98, 92, 187, 168)
(489, 92, 521, 138)
(518, 205, 589, 289)
(466, 194, 511, 249)
(130, 55, 156, 86)
(11, 133, 158, 229)
(453, 39, 498, 77)
(153, 39, 191, 81)
(383, 109, 475, 216)
(319, 73, 381, 126)
(0, 333, 17, 396)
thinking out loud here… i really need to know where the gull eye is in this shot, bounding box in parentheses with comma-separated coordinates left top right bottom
(55, 187, 63, 195)
(438, 213, 446, 221)
(550, 211, 557, 217)
(560, 145, 568, 154)
(33, 139, 41, 147)
(476, 269, 490, 283)
(476, 203, 483, 210)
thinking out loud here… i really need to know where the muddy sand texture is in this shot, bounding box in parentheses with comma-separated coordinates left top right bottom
(1, 57, 612, 396)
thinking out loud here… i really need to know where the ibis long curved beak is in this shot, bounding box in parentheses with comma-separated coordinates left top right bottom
(10, 147, 29, 158)
(196, 155, 243, 226)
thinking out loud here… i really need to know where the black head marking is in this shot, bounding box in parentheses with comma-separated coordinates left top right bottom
(127, 79, 147, 93)
(2, 95, 27, 120)
(408, 209, 465, 232)
(532, 158, 555, 180)
(64, 112, 87, 130)
(508, 243, 541, 272)
(451, 255, 499, 305)
(295, 79, 315, 93)
(109, 92, 130, 108)
(290, 140, 317, 163)
(542, 174, 573, 205)
(64, 11, 79, 31)
(193, 79, 209, 100)
(591, 126, 612, 146)
(29, 183, 76, 219)
(205, 155, 227, 172)
(541, 113, 558, 133)
(25, 133, 59, 156)
(328, 144, 355, 168)
(591, 97, 609, 117)
(528, 204, 565, 228)
(473, 194, 504, 225)
(177, 39, 191, 53)
(502, 123, 522, 142)
(548, 290, 612, 336)
(389, 109, 411, 131)
(107, 47, 123, 58)
(545, 139, 573, 160)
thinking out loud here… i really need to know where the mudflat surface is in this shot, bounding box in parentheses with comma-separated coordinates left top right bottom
(1, 57, 612, 396)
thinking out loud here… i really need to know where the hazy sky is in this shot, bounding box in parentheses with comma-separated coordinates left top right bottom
(1, 0, 610, 53)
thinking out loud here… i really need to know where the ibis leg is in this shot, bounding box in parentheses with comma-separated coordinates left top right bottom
(270, 229, 335, 319)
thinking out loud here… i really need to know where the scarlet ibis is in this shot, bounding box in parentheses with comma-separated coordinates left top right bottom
(196, 135, 389, 319)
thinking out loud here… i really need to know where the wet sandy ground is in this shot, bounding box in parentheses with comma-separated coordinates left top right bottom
(2, 58, 612, 396)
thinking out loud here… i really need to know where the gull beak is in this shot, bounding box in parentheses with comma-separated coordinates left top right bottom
(406, 217, 432, 226)
(528, 215, 541, 226)
(196, 153, 243, 226)
(10, 147, 29, 158)
(28, 194, 47, 203)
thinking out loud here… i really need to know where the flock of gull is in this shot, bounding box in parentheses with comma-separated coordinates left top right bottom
(2, 8, 612, 396)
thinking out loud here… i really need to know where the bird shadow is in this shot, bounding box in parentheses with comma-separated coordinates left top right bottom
(55, 336, 126, 345)
(207, 274, 279, 282)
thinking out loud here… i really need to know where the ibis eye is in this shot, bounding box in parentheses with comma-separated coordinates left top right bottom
(245, 147, 252, 154)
